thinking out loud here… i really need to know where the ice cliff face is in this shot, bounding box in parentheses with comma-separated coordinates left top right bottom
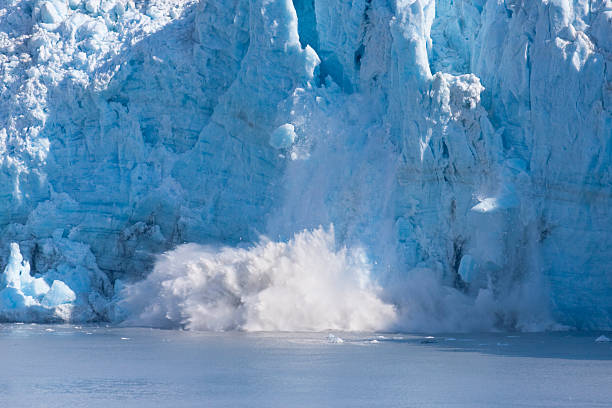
(0, 0, 610, 330)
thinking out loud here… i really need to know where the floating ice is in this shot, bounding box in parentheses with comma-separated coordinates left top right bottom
(327, 334, 344, 344)
(595, 335, 610, 343)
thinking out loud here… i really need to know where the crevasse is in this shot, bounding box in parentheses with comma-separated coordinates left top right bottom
(0, 0, 610, 330)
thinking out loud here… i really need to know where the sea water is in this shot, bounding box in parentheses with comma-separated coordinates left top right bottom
(0, 324, 610, 407)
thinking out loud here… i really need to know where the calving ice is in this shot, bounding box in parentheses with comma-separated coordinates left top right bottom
(0, 0, 610, 330)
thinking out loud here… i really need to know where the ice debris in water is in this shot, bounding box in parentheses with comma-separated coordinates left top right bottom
(595, 335, 610, 343)
(327, 334, 344, 344)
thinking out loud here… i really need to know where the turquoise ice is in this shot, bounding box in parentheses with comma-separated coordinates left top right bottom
(0, 0, 610, 330)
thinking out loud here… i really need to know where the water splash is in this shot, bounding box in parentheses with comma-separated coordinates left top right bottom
(117, 226, 396, 331)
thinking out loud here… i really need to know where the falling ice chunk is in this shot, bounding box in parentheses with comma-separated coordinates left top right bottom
(269, 124, 297, 149)
(458, 255, 476, 283)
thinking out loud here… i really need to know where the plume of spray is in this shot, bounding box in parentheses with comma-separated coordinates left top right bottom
(117, 226, 397, 331)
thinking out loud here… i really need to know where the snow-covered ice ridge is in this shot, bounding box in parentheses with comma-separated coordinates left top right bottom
(0, 0, 610, 330)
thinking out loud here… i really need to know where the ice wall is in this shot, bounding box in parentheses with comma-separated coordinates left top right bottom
(0, 0, 610, 329)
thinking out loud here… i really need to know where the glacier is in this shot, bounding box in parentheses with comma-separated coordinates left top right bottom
(0, 0, 610, 330)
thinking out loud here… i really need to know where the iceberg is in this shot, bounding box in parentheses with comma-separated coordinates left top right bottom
(0, 0, 610, 330)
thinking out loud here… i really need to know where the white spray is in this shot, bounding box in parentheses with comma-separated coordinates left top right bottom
(118, 226, 396, 331)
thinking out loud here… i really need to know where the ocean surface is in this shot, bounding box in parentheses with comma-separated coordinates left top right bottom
(0, 324, 610, 407)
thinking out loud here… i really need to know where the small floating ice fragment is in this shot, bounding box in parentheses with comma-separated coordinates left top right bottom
(327, 334, 344, 344)
(120, 337, 131, 340)
(595, 335, 610, 343)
